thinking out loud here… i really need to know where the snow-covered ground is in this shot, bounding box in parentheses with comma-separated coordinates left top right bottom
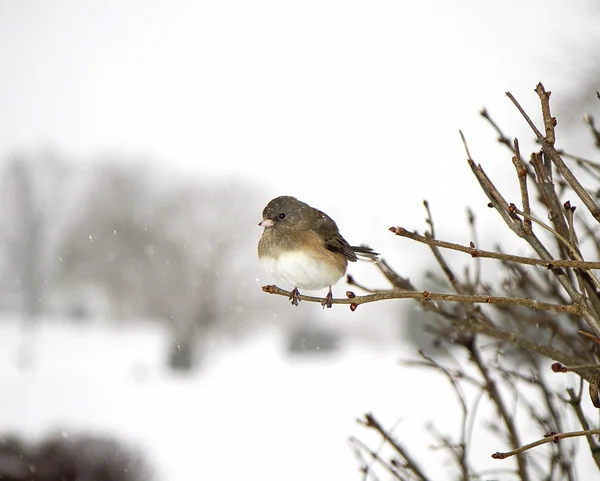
(0, 317, 590, 480)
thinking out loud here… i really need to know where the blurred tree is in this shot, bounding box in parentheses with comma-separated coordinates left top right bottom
(55, 162, 261, 371)
(0, 150, 82, 368)
(0, 152, 70, 315)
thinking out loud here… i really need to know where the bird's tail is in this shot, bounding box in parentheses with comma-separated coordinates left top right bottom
(351, 245, 380, 262)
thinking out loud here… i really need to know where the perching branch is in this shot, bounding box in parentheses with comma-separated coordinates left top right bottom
(261, 284, 581, 314)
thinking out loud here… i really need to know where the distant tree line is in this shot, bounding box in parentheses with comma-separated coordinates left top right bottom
(0, 151, 262, 370)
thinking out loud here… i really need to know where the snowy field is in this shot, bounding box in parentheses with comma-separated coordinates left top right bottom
(0, 317, 592, 480)
(0, 317, 457, 480)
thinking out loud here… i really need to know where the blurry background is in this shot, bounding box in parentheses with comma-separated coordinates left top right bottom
(0, 1, 599, 479)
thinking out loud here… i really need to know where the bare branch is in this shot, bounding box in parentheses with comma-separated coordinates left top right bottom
(492, 429, 600, 460)
(359, 413, 432, 481)
(512, 138, 533, 233)
(480, 108, 514, 150)
(584, 114, 600, 148)
(261, 285, 581, 314)
(465, 338, 530, 480)
(389, 226, 600, 270)
(508, 85, 600, 222)
(534, 83, 556, 146)
(348, 436, 402, 481)
(566, 384, 600, 470)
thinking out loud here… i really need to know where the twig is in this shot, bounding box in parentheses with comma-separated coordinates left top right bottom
(510, 206, 585, 264)
(589, 370, 600, 408)
(528, 150, 573, 262)
(348, 436, 401, 481)
(492, 428, 600, 460)
(566, 384, 600, 470)
(555, 362, 600, 371)
(512, 138, 533, 233)
(360, 413, 432, 481)
(374, 258, 416, 292)
(414, 350, 471, 479)
(584, 114, 600, 148)
(466, 338, 530, 480)
(480, 108, 514, 150)
(261, 285, 582, 314)
(389, 226, 600, 270)
(505, 91, 544, 139)
(426, 422, 471, 481)
(525, 356, 576, 481)
(507, 84, 600, 222)
(534, 83, 556, 146)
(350, 260, 588, 373)
(346, 275, 379, 293)
(467, 208, 482, 286)
(510, 206, 600, 299)
(348, 437, 376, 481)
(559, 150, 600, 182)
(461, 130, 600, 337)
(422, 201, 471, 321)
(400, 358, 483, 390)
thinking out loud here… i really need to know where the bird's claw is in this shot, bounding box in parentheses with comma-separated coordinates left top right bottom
(321, 287, 334, 309)
(289, 287, 301, 306)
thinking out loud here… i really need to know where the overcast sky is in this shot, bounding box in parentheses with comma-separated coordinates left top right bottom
(1, 0, 599, 281)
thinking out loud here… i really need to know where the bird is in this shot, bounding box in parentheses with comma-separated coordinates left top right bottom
(258, 196, 378, 308)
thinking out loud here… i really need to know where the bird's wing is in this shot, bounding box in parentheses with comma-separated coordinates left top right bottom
(313, 210, 358, 262)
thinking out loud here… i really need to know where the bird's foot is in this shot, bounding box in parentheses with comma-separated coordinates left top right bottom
(321, 286, 334, 309)
(289, 287, 301, 306)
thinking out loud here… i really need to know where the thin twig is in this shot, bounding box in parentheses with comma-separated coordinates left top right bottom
(534, 83, 556, 146)
(422, 201, 471, 322)
(512, 138, 532, 233)
(511, 206, 586, 264)
(467, 208, 482, 286)
(466, 338, 530, 480)
(505, 91, 544, 138)
(415, 350, 472, 479)
(480, 108, 514, 150)
(508, 85, 600, 222)
(584, 114, 600, 148)
(348, 436, 402, 481)
(360, 413, 432, 481)
(389, 226, 600, 270)
(510, 206, 600, 298)
(559, 150, 600, 182)
(526, 357, 576, 481)
(566, 385, 600, 470)
(492, 428, 600, 460)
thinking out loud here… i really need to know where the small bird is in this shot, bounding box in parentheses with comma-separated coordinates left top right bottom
(258, 196, 378, 308)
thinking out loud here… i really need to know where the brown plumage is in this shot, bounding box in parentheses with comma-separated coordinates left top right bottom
(258, 196, 378, 308)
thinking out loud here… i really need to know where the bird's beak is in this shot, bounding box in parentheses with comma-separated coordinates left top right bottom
(259, 218, 275, 227)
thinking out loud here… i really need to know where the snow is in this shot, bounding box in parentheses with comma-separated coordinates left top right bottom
(0, 317, 593, 480)
(0, 317, 466, 480)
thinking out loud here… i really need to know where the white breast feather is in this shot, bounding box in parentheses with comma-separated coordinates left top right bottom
(260, 251, 344, 290)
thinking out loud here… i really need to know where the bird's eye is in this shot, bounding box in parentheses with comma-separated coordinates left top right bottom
(278, 213, 286, 219)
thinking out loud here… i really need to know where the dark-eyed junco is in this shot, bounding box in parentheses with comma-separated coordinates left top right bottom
(258, 196, 378, 308)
